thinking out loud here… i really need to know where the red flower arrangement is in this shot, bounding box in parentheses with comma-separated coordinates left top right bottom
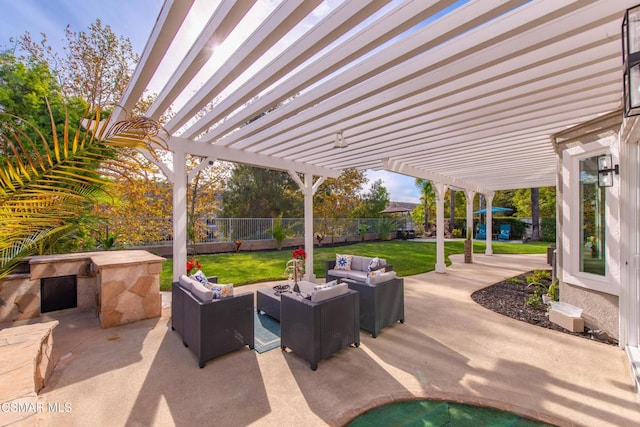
(186, 258, 201, 275)
(292, 247, 306, 260)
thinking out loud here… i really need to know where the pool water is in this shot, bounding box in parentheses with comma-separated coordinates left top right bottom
(346, 400, 552, 427)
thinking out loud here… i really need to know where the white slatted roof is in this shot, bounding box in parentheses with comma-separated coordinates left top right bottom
(120, 0, 635, 193)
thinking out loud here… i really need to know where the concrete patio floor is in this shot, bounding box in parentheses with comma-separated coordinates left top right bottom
(4, 254, 640, 426)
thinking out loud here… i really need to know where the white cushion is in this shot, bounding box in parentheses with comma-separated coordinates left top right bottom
(190, 280, 214, 301)
(350, 256, 365, 271)
(328, 269, 349, 278)
(311, 282, 349, 302)
(346, 271, 368, 282)
(367, 270, 397, 285)
(179, 275, 201, 292)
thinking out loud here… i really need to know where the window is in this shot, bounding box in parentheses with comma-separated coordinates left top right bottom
(579, 156, 606, 276)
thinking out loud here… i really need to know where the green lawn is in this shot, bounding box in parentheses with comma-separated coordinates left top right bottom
(160, 240, 550, 291)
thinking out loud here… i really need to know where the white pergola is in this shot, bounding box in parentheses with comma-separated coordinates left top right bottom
(114, 0, 635, 281)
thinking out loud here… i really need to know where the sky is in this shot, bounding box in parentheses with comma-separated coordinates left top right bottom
(0, 0, 422, 203)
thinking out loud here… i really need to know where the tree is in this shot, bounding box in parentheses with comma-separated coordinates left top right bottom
(15, 20, 138, 109)
(352, 179, 389, 218)
(221, 165, 302, 218)
(314, 169, 367, 219)
(95, 152, 172, 247)
(530, 187, 540, 241)
(0, 52, 86, 156)
(0, 103, 166, 278)
(415, 179, 435, 226)
(492, 190, 517, 213)
(512, 187, 556, 217)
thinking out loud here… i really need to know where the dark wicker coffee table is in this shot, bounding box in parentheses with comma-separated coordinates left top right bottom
(257, 282, 316, 321)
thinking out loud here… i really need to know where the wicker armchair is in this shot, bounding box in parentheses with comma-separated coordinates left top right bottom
(171, 282, 254, 368)
(340, 277, 404, 337)
(280, 290, 359, 371)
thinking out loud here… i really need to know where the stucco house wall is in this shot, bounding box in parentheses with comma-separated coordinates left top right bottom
(553, 111, 623, 340)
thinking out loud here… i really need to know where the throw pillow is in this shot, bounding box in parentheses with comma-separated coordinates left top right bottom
(367, 257, 380, 272)
(325, 279, 339, 287)
(335, 254, 352, 270)
(191, 270, 208, 285)
(209, 283, 234, 299)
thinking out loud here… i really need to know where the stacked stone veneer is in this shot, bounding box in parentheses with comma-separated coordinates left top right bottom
(0, 250, 165, 328)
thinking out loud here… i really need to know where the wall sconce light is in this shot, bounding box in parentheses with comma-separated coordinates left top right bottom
(334, 130, 347, 148)
(623, 4, 640, 117)
(597, 154, 619, 187)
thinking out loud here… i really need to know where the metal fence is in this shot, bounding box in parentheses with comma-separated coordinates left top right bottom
(108, 216, 415, 247)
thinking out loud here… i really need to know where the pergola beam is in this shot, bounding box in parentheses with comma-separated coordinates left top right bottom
(167, 137, 340, 178)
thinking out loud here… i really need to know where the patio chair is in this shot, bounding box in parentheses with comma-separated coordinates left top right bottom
(280, 289, 359, 371)
(498, 224, 511, 241)
(476, 224, 486, 239)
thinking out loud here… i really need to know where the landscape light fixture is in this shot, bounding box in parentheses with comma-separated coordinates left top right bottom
(334, 130, 347, 148)
(597, 154, 619, 187)
(623, 4, 640, 117)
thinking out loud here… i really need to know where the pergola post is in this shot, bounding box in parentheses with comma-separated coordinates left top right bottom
(485, 191, 495, 255)
(172, 149, 188, 282)
(289, 171, 325, 281)
(434, 182, 448, 273)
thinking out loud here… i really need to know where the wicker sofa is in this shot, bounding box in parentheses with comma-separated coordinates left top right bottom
(280, 286, 359, 371)
(325, 255, 392, 283)
(171, 277, 254, 368)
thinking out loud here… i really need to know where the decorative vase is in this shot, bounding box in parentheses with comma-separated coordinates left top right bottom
(294, 258, 304, 292)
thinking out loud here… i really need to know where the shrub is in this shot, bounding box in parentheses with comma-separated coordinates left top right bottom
(540, 217, 556, 242)
(494, 218, 527, 239)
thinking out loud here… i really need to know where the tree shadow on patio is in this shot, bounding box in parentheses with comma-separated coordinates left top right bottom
(124, 324, 269, 426)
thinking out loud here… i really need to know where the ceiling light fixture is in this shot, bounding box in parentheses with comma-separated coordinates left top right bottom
(334, 130, 347, 148)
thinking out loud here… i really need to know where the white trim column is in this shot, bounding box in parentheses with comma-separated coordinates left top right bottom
(172, 148, 188, 282)
(485, 191, 495, 255)
(434, 182, 448, 273)
(289, 171, 325, 281)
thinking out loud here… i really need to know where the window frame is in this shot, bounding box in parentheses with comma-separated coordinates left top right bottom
(561, 139, 620, 296)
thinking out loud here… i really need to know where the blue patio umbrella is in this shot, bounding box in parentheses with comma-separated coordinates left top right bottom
(473, 207, 513, 214)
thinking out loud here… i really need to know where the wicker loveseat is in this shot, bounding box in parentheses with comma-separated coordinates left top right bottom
(325, 255, 392, 283)
(171, 277, 254, 368)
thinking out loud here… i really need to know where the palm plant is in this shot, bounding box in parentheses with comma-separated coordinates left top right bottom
(266, 213, 289, 250)
(0, 100, 166, 278)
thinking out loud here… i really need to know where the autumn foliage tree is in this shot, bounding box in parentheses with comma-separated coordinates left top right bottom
(14, 19, 138, 110)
